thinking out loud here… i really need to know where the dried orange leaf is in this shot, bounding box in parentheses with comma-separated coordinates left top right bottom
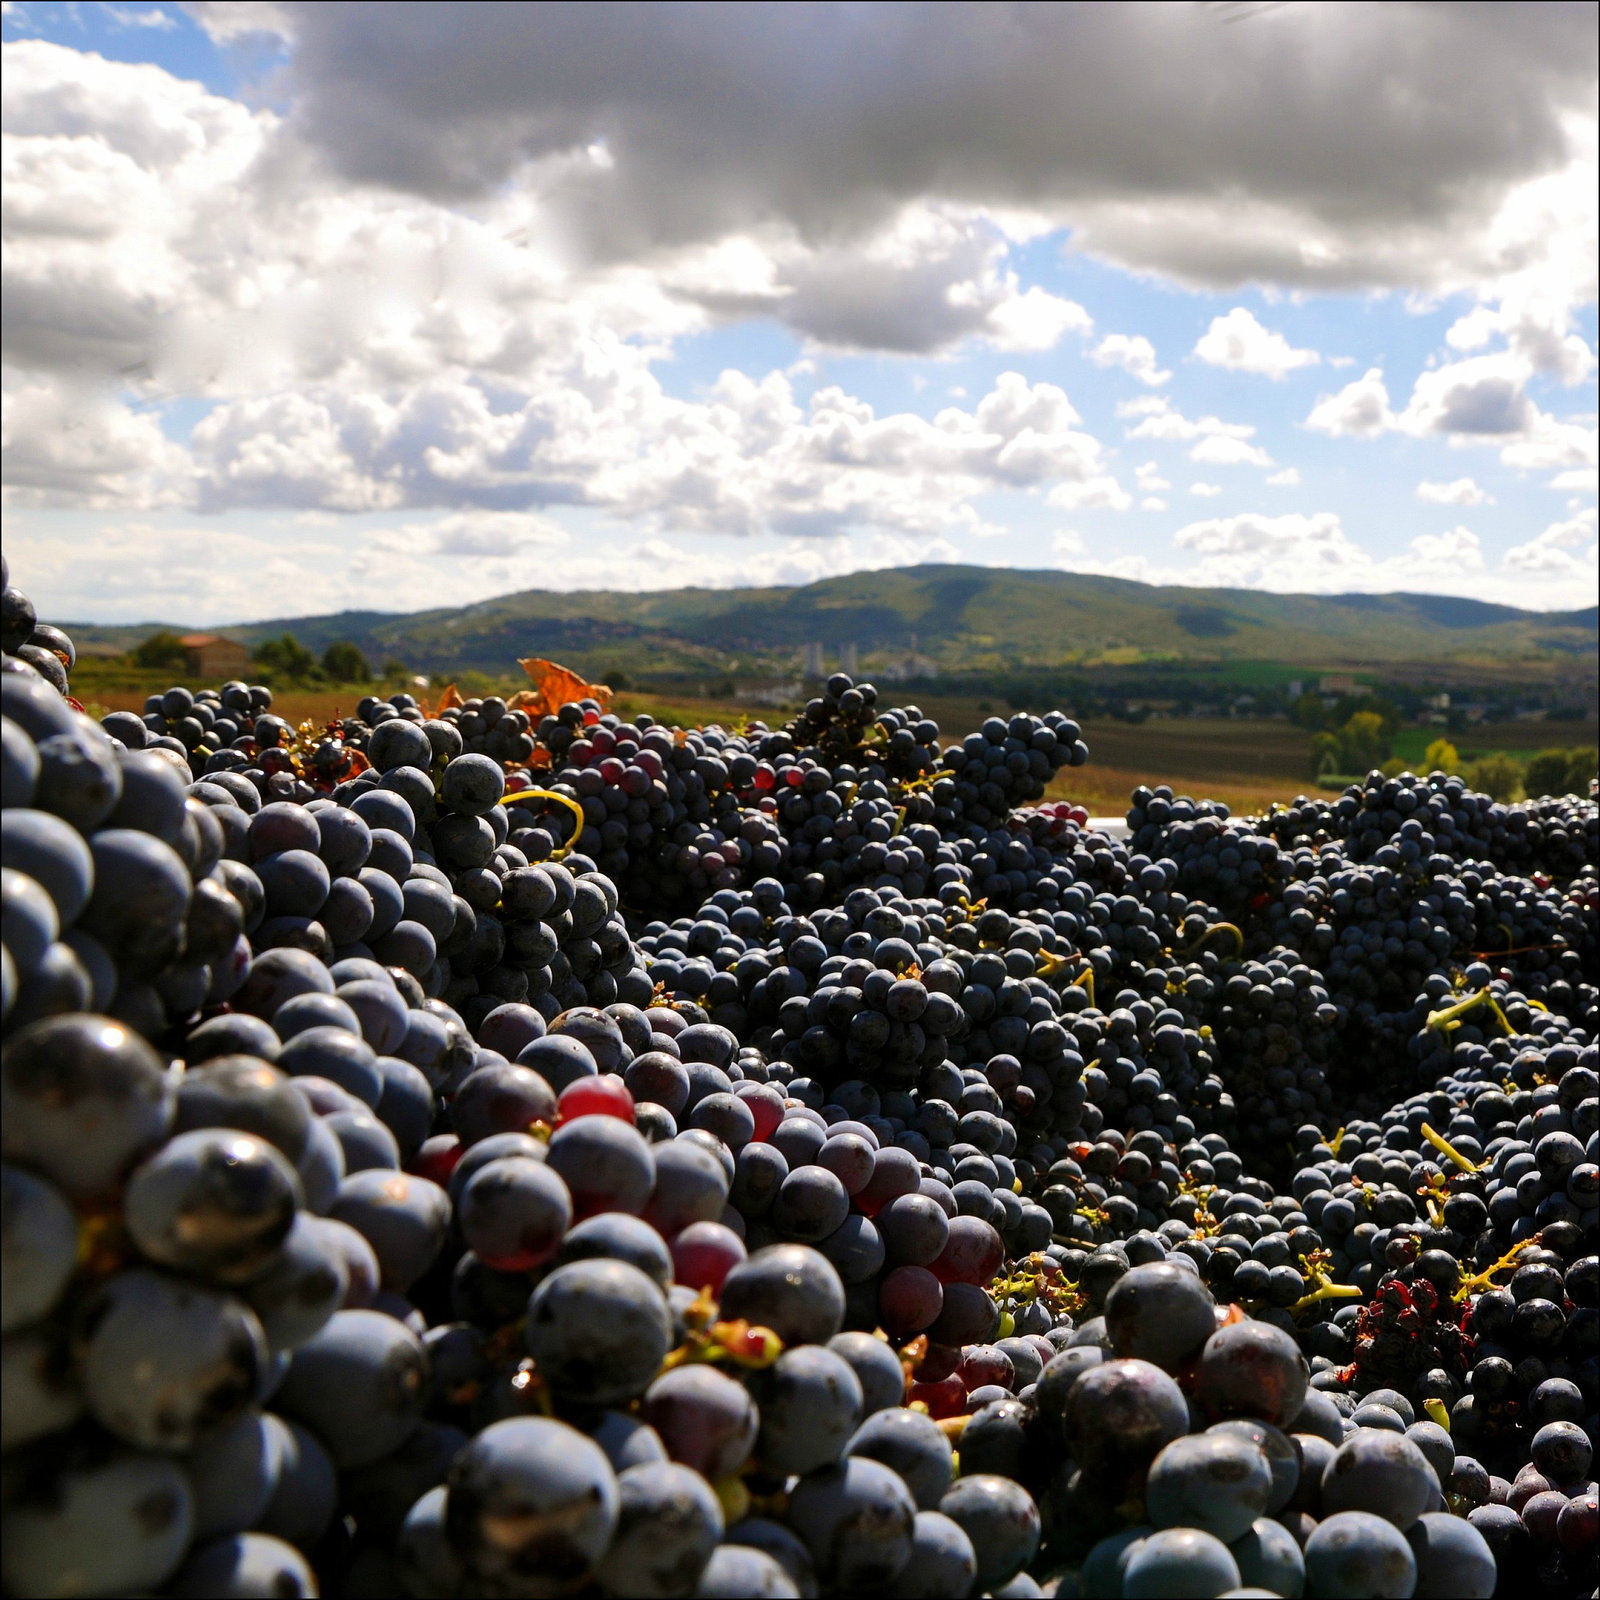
(514, 657, 612, 719)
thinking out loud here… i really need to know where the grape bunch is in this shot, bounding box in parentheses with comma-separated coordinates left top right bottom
(1, 552, 1596, 1598)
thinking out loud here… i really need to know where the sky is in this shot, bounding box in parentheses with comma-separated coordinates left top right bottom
(1, 1, 1596, 624)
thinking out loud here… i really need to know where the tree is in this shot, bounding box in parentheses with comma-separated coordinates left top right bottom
(381, 658, 411, 686)
(1291, 692, 1329, 730)
(1523, 747, 1572, 796)
(253, 633, 319, 681)
(321, 641, 371, 683)
(1338, 711, 1390, 773)
(1310, 731, 1342, 780)
(133, 629, 188, 671)
(1467, 752, 1522, 802)
(1566, 746, 1598, 794)
(1423, 738, 1460, 774)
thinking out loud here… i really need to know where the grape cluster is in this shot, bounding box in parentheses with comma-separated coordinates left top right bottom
(0, 554, 1595, 1598)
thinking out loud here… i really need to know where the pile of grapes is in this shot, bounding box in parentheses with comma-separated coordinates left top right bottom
(2, 554, 1595, 1599)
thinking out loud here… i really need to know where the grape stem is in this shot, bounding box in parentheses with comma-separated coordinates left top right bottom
(499, 787, 587, 860)
(1419, 1122, 1480, 1173)
(1452, 1236, 1542, 1304)
(1424, 987, 1512, 1038)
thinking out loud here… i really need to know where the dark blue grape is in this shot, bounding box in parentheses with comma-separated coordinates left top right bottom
(167, 1533, 319, 1598)
(772, 1163, 850, 1242)
(278, 1025, 383, 1105)
(846, 1405, 953, 1509)
(1303, 1510, 1418, 1598)
(595, 1460, 725, 1597)
(546, 1113, 655, 1219)
(829, 1330, 907, 1415)
(718, 1243, 845, 1346)
(0, 1449, 194, 1597)
(525, 1258, 671, 1405)
(1321, 1428, 1438, 1529)
(0, 808, 93, 924)
(182, 1409, 280, 1541)
(275, 1308, 428, 1468)
(1, 1013, 173, 1197)
(445, 1416, 619, 1590)
(81, 1268, 268, 1450)
(644, 1136, 732, 1237)
(1, 1162, 77, 1333)
(788, 1455, 917, 1590)
(884, 1509, 978, 1598)
(459, 1156, 571, 1272)
(124, 1127, 300, 1282)
(1145, 1430, 1274, 1541)
(1120, 1527, 1242, 1598)
(327, 1107, 402, 1172)
(1104, 1259, 1218, 1372)
(694, 1544, 801, 1597)
(330, 1169, 450, 1291)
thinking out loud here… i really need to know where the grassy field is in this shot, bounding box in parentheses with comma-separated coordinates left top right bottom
(1389, 720, 1598, 764)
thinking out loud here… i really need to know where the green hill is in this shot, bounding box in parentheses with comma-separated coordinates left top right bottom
(65, 564, 1599, 689)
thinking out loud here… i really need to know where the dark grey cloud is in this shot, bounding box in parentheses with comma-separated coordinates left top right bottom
(251, 1, 1595, 286)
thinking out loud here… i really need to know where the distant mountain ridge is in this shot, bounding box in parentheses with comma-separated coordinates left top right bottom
(64, 564, 1600, 681)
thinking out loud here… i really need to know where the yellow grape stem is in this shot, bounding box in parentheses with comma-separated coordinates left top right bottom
(1424, 988, 1514, 1038)
(1453, 1237, 1541, 1304)
(500, 788, 587, 860)
(1420, 1123, 1480, 1174)
(1169, 923, 1245, 960)
(1290, 1281, 1363, 1314)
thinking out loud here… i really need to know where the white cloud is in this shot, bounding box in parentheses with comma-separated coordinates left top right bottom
(1189, 434, 1272, 468)
(750, 205, 1095, 354)
(1306, 368, 1394, 437)
(104, 5, 178, 28)
(1, 371, 191, 507)
(1045, 476, 1133, 512)
(1390, 524, 1487, 580)
(1172, 511, 1365, 590)
(184, 2, 294, 39)
(235, 3, 1596, 307)
(1417, 477, 1492, 506)
(1550, 466, 1598, 492)
(1168, 510, 1489, 595)
(1497, 411, 1598, 472)
(1502, 509, 1599, 581)
(1089, 333, 1169, 386)
(4, 21, 1598, 620)
(1140, 496, 1167, 511)
(1124, 397, 1256, 444)
(1189, 482, 1222, 497)
(1116, 395, 1172, 421)
(1265, 467, 1301, 487)
(1399, 353, 1536, 437)
(1446, 297, 1595, 385)
(1193, 308, 1319, 378)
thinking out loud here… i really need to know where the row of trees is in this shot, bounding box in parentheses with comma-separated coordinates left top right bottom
(132, 630, 401, 686)
(1429, 742, 1599, 802)
(1311, 715, 1596, 801)
(251, 634, 385, 684)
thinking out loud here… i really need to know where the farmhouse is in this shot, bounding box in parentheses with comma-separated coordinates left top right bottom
(179, 633, 251, 679)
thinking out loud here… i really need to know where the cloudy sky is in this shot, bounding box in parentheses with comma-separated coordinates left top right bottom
(2, 1, 1596, 623)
